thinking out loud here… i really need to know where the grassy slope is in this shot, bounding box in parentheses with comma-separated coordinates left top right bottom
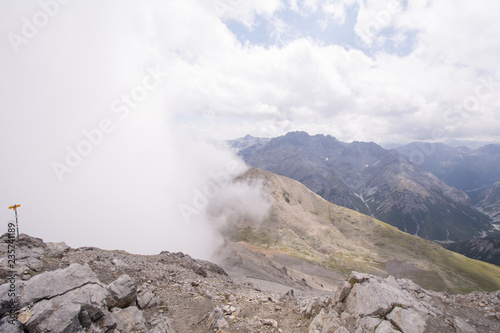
(228, 168, 500, 293)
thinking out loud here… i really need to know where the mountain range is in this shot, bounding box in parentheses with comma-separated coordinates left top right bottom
(230, 132, 493, 242)
(395, 142, 500, 193)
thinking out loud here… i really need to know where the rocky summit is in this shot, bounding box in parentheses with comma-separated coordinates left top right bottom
(1, 234, 500, 332)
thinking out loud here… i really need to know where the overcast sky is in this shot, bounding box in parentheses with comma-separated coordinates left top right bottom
(1, 0, 499, 255)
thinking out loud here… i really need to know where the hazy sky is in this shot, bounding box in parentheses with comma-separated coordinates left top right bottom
(1, 0, 499, 256)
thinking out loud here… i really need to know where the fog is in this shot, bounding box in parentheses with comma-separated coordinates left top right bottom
(0, 0, 272, 259)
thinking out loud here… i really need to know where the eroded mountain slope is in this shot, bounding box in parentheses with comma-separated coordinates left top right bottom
(224, 167, 500, 293)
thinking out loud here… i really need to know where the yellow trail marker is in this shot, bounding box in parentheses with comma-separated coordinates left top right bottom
(8, 204, 21, 241)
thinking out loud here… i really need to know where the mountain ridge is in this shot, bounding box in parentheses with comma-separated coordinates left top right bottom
(395, 141, 500, 193)
(224, 167, 500, 293)
(231, 132, 493, 241)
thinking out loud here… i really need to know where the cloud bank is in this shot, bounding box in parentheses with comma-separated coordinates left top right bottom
(0, 0, 273, 259)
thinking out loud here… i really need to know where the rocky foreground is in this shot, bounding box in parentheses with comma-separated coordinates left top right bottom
(1, 234, 500, 332)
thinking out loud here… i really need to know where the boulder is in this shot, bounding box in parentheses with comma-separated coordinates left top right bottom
(112, 306, 147, 333)
(374, 320, 400, 333)
(19, 263, 101, 308)
(193, 264, 208, 277)
(106, 274, 137, 308)
(137, 283, 158, 309)
(45, 241, 70, 258)
(355, 316, 384, 332)
(308, 309, 341, 333)
(97, 308, 118, 332)
(386, 307, 426, 333)
(18, 300, 54, 330)
(20, 283, 109, 332)
(25, 299, 81, 333)
(344, 275, 413, 318)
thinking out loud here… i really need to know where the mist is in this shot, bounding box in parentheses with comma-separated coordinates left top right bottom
(0, 0, 272, 260)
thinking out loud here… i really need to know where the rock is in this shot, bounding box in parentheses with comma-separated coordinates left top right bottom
(112, 258, 128, 267)
(20, 283, 109, 332)
(112, 306, 147, 333)
(374, 320, 400, 333)
(78, 306, 92, 328)
(137, 290, 156, 309)
(19, 263, 101, 308)
(356, 316, 384, 332)
(261, 318, 278, 327)
(200, 260, 228, 276)
(396, 277, 424, 294)
(308, 309, 341, 333)
(300, 297, 332, 318)
(0, 278, 25, 317)
(452, 317, 476, 333)
(148, 316, 176, 333)
(222, 304, 236, 315)
(26, 257, 43, 272)
(29, 300, 81, 332)
(201, 307, 229, 330)
(334, 280, 352, 303)
(137, 283, 157, 309)
(194, 264, 208, 277)
(344, 275, 413, 318)
(106, 274, 137, 308)
(348, 272, 372, 285)
(19, 301, 54, 330)
(386, 307, 427, 333)
(280, 289, 295, 302)
(330, 273, 475, 333)
(0, 317, 24, 333)
(45, 241, 70, 258)
(98, 309, 118, 332)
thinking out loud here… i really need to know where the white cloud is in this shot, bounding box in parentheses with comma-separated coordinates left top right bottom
(322, 0, 358, 25)
(353, 0, 404, 47)
(211, 0, 282, 27)
(0, 0, 270, 259)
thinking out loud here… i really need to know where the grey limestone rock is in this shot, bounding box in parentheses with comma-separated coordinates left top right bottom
(106, 274, 137, 309)
(112, 306, 147, 333)
(202, 306, 229, 330)
(0, 316, 24, 333)
(137, 283, 158, 309)
(19, 263, 101, 307)
(386, 307, 427, 333)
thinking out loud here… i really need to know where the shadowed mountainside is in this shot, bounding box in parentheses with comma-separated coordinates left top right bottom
(395, 142, 500, 193)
